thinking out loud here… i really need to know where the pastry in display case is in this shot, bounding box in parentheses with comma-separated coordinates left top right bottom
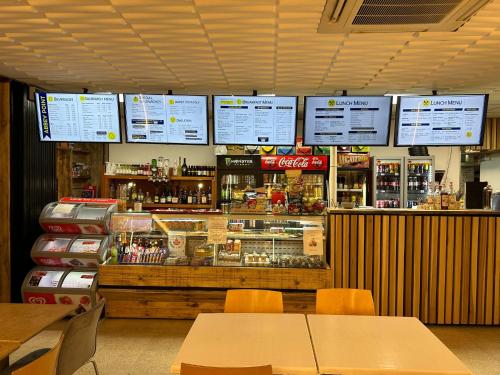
(105, 212, 327, 269)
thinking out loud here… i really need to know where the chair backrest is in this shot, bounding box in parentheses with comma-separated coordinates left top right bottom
(56, 298, 105, 375)
(12, 335, 64, 375)
(224, 289, 283, 313)
(316, 288, 375, 315)
(181, 363, 273, 375)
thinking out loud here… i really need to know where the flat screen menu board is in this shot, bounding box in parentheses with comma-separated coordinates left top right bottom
(303, 96, 392, 146)
(35, 92, 120, 142)
(213, 96, 297, 145)
(395, 95, 488, 146)
(124, 94, 208, 144)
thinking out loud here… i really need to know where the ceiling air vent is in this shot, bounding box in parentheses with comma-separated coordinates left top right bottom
(318, 0, 492, 33)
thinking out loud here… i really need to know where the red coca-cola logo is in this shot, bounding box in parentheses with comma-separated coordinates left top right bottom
(261, 156, 328, 171)
(278, 157, 310, 168)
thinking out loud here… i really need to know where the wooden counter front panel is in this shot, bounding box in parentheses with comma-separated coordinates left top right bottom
(330, 214, 500, 325)
(99, 288, 317, 318)
(99, 265, 333, 291)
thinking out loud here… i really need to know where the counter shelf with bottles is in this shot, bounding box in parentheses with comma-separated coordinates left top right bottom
(106, 213, 327, 269)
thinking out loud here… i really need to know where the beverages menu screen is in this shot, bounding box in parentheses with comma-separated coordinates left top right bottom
(213, 96, 297, 145)
(125, 94, 208, 144)
(303, 96, 392, 146)
(395, 95, 488, 146)
(35, 92, 120, 142)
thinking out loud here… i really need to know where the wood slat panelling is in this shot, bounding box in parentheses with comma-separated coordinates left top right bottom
(0, 81, 10, 303)
(330, 212, 500, 325)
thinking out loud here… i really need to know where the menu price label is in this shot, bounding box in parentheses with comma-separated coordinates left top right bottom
(396, 95, 488, 146)
(214, 96, 297, 145)
(36, 93, 120, 143)
(303, 227, 323, 256)
(125, 94, 208, 144)
(304, 96, 392, 146)
(207, 217, 228, 245)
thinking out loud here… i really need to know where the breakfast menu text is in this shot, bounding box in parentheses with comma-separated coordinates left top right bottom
(36, 93, 120, 142)
(214, 96, 297, 145)
(304, 96, 392, 146)
(396, 95, 487, 146)
(125, 94, 208, 144)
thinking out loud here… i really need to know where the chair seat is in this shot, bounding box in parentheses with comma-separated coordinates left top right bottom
(1, 348, 50, 375)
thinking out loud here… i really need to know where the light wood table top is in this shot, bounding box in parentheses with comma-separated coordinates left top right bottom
(0, 341, 20, 361)
(170, 313, 317, 375)
(307, 315, 471, 375)
(0, 303, 75, 343)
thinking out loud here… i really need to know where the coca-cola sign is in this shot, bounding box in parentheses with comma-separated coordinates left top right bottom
(261, 156, 328, 171)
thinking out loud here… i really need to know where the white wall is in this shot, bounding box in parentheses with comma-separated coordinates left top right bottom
(108, 117, 462, 187)
(480, 154, 500, 191)
(109, 143, 217, 165)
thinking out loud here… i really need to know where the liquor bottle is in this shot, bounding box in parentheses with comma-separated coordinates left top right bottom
(187, 189, 193, 204)
(166, 187, 172, 203)
(110, 183, 116, 199)
(207, 186, 212, 204)
(145, 191, 152, 203)
(131, 184, 137, 201)
(151, 159, 158, 180)
(449, 182, 456, 209)
(192, 190, 198, 204)
(182, 158, 188, 176)
(440, 184, 449, 210)
(171, 185, 179, 204)
(177, 156, 182, 176)
(201, 190, 207, 204)
(433, 185, 442, 210)
(160, 189, 166, 204)
(173, 158, 178, 176)
(154, 188, 160, 204)
(137, 189, 144, 202)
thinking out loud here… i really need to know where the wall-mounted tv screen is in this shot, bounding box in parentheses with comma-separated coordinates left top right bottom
(35, 92, 121, 143)
(303, 96, 392, 146)
(124, 94, 208, 144)
(213, 95, 297, 145)
(395, 94, 488, 146)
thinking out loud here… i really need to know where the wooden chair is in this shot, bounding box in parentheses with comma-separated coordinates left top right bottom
(181, 363, 273, 375)
(224, 289, 283, 313)
(316, 288, 375, 315)
(6, 335, 64, 375)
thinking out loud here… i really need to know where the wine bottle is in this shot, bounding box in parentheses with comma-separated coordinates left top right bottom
(182, 158, 188, 176)
(177, 156, 182, 176)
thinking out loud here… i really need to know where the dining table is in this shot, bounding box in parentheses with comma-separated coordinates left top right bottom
(307, 314, 472, 375)
(0, 303, 75, 369)
(170, 313, 318, 375)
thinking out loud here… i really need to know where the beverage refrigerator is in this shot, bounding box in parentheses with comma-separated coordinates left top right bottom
(336, 153, 372, 206)
(216, 155, 263, 207)
(404, 156, 435, 208)
(260, 155, 329, 210)
(372, 157, 403, 208)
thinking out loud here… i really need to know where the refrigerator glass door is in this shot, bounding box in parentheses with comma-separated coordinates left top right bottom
(337, 170, 367, 206)
(374, 158, 402, 208)
(405, 157, 433, 208)
(220, 173, 257, 202)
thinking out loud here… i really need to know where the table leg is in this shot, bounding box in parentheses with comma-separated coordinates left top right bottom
(0, 356, 9, 371)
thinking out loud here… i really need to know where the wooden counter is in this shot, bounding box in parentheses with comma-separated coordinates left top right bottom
(329, 209, 500, 325)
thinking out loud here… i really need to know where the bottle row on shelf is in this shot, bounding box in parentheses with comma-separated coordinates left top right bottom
(110, 182, 212, 205)
(407, 162, 431, 175)
(376, 162, 400, 175)
(105, 157, 215, 179)
(376, 199, 401, 208)
(376, 178, 400, 192)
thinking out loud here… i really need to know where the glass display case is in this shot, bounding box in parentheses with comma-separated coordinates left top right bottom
(107, 212, 327, 269)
